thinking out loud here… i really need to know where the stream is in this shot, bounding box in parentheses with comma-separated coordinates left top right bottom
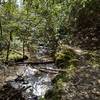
(0, 46, 56, 99)
(6, 63, 56, 99)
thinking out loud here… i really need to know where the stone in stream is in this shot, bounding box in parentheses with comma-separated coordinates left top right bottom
(0, 62, 56, 99)
(0, 83, 25, 100)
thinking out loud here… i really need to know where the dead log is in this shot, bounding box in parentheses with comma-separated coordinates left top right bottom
(38, 69, 59, 74)
(18, 61, 54, 64)
(32, 66, 67, 74)
(4, 60, 54, 65)
(37, 67, 67, 72)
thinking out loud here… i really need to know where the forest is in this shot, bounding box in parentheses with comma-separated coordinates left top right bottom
(0, 0, 100, 100)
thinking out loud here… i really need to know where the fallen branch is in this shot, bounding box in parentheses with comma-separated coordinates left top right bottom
(4, 61, 67, 74)
(32, 66, 67, 74)
(5, 61, 54, 65)
(39, 69, 59, 74)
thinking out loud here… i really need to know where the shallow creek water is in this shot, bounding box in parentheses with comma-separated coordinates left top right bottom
(0, 63, 56, 99)
(0, 46, 56, 99)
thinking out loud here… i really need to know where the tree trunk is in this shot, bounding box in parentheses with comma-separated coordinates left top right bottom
(0, 18, 2, 37)
(6, 42, 10, 62)
(23, 40, 25, 58)
(6, 32, 12, 61)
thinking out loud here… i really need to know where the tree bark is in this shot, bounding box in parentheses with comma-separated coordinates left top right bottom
(6, 32, 12, 61)
(0, 17, 2, 37)
(6, 42, 10, 62)
(23, 40, 25, 58)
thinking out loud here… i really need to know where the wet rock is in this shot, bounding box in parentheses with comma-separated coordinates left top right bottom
(0, 83, 25, 100)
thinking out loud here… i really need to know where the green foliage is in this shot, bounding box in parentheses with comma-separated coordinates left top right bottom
(55, 45, 78, 68)
(8, 51, 23, 61)
(45, 88, 65, 100)
(0, 0, 99, 100)
(45, 66, 76, 100)
(83, 51, 100, 68)
(39, 97, 45, 100)
(70, 0, 100, 49)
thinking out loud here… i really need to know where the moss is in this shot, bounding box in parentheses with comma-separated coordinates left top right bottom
(82, 50, 100, 68)
(9, 53, 22, 60)
(45, 88, 65, 100)
(52, 72, 68, 84)
(46, 64, 77, 100)
(55, 49, 78, 68)
(8, 51, 23, 61)
(0, 50, 23, 62)
(39, 97, 46, 100)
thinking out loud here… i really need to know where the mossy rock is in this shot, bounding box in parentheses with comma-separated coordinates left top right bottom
(52, 72, 68, 84)
(9, 52, 23, 61)
(55, 49, 77, 68)
(45, 88, 65, 100)
(8, 51, 28, 62)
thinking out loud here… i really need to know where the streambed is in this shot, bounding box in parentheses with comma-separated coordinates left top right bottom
(0, 63, 56, 99)
(0, 46, 57, 99)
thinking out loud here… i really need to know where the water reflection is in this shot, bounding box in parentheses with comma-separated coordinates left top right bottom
(7, 64, 55, 99)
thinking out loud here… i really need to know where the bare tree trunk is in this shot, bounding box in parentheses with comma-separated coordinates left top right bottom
(26, 42, 37, 61)
(0, 19, 2, 37)
(0, 4, 2, 37)
(6, 41, 10, 62)
(6, 32, 12, 61)
(23, 40, 25, 58)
